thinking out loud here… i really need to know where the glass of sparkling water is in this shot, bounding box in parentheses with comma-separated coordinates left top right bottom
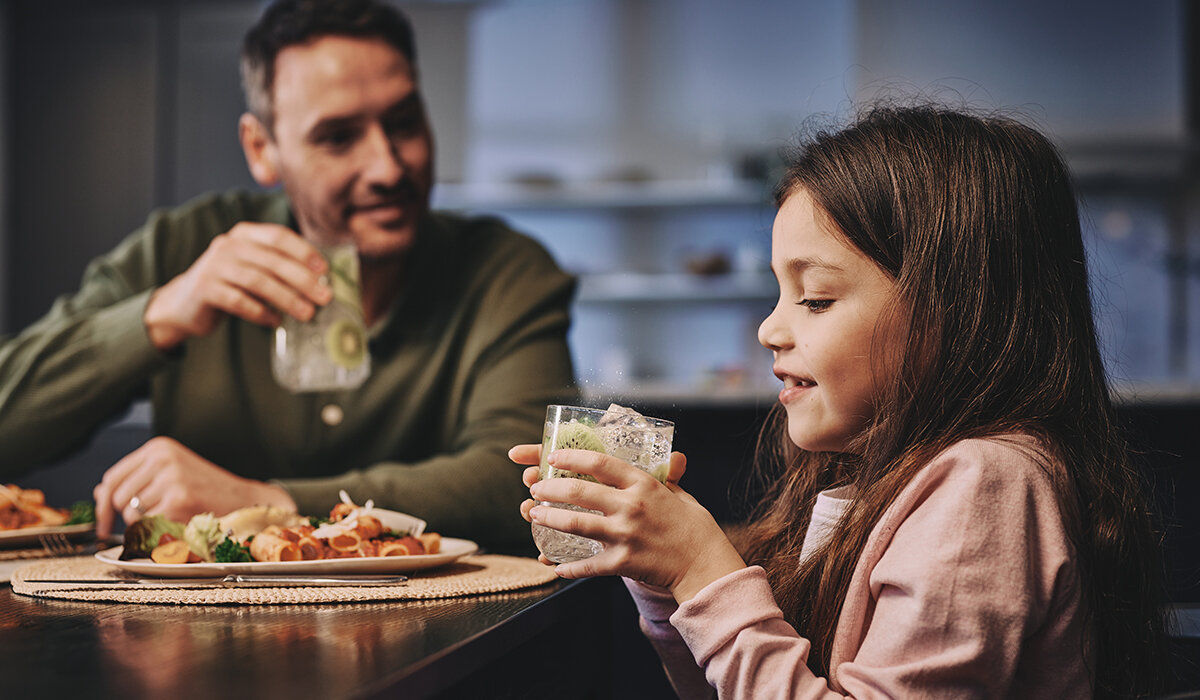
(271, 243, 371, 393)
(532, 404, 674, 563)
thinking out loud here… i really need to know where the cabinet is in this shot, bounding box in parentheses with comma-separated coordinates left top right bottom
(433, 178, 781, 405)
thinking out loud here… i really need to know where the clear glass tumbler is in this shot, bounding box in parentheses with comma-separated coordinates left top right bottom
(532, 404, 674, 563)
(271, 243, 371, 392)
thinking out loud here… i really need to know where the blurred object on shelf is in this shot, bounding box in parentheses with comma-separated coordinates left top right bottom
(597, 165, 655, 183)
(699, 364, 749, 392)
(684, 250, 732, 276)
(507, 171, 564, 189)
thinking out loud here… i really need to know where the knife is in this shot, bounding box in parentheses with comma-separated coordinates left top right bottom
(25, 574, 409, 588)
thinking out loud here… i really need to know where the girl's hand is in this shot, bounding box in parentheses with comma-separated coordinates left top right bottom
(509, 445, 746, 603)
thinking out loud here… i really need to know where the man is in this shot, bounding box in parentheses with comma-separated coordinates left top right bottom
(0, 0, 576, 551)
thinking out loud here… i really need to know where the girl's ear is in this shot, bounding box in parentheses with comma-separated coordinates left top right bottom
(239, 112, 280, 186)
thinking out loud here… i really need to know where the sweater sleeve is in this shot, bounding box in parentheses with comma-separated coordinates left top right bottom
(623, 577, 716, 699)
(0, 232, 168, 475)
(666, 440, 1082, 699)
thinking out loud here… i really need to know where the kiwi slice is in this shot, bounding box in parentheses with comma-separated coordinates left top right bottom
(325, 318, 367, 369)
(540, 421, 606, 481)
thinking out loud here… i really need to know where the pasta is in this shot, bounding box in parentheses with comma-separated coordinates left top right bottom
(136, 496, 441, 563)
(0, 484, 69, 531)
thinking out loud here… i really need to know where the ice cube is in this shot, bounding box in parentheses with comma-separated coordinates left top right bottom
(595, 404, 672, 469)
(597, 403, 649, 428)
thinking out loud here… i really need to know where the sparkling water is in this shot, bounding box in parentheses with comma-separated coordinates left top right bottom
(271, 243, 371, 392)
(532, 404, 674, 563)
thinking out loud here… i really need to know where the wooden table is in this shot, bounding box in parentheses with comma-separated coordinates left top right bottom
(0, 571, 624, 699)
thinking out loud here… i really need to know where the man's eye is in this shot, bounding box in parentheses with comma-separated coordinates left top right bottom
(315, 127, 358, 150)
(798, 298, 834, 312)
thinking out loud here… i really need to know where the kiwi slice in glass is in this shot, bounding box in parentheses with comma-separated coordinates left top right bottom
(326, 318, 367, 369)
(541, 421, 606, 481)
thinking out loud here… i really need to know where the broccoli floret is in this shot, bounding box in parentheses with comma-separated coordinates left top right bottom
(66, 500, 95, 525)
(214, 537, 253, 563)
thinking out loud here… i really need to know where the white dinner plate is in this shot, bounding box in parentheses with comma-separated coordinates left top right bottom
(0, 522, 95, 549)
(95, 537, 479, 578)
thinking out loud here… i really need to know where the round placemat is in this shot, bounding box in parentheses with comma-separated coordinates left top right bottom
(10, 554, 559, 605)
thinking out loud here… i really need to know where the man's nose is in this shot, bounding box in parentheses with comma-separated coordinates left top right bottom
(361, 125, 405, 185)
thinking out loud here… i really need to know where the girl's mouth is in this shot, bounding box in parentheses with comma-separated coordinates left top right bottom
(776, 372, 816, 404)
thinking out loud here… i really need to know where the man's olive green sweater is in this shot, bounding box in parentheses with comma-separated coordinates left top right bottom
(0, 190, 578, 550)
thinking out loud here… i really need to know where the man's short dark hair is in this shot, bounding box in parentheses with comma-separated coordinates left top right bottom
(241, 0, 417, 129)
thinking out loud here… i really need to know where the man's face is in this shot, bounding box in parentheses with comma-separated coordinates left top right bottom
(268, 35, 433, 260)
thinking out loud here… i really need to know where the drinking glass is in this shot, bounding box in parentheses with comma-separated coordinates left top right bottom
(271, 243, 371, 392)
(532, 404, 674, 563)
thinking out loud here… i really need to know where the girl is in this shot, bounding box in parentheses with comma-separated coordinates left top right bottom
(510, 104, 1166, 698)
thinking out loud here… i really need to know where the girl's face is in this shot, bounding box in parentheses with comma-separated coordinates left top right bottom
(758, 190, 903, 453)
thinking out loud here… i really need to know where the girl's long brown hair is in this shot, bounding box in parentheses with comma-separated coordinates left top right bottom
(733, 103, 1166, 697)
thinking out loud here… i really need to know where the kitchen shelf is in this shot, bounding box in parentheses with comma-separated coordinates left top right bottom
(576, 272, 777, 304)
(433, 178, 772, 211)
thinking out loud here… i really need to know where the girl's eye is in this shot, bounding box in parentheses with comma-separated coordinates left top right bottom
(798, 298, 834, 312)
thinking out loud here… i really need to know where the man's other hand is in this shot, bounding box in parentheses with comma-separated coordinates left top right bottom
(92, 436, 298, 538)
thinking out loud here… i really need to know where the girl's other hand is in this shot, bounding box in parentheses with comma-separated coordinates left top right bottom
(522, 447, 746, 604)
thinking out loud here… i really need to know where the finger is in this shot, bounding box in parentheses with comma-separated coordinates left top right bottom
(508, 444, 541, 466)
(110, 461, 160, 518)
(522, 466, 541, 489)
(229, 222, 328, 274)
(667, 451, 687, 485)
(94, 448, 151, 536)
(520, 497, 537, 523)
(545, 449, 643, 489)
(553, 549, 618, 580)
(201, 277, 285, 327)
(529, 476, 622, 515)
(528, 501, 608, 541)
(216, 257, 323, 322)
(92, 482, 115, 539)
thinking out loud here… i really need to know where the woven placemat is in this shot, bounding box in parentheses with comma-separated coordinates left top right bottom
(11, 554, 559, 605)
(0, 547, 58, 562)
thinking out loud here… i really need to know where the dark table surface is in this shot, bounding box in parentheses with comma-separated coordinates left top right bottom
(0, 566, 624, 700)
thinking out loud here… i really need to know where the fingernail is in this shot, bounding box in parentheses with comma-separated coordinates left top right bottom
(529, 506, 543, 521)
(547, 451, 559, 465)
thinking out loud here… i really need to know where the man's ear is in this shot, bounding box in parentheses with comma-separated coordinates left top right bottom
(239, 112, 280, 186)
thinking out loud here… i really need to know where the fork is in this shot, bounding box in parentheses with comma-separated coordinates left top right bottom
(38, 533, 80, 557)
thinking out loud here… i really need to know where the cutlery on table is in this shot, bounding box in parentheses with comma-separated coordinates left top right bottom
(25, 574, 409, 588)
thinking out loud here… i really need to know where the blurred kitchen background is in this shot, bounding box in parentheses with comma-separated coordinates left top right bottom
(3, 0, 1200, 610)
(2, 0, 1196, 404)
(3, 0, 1200, 688)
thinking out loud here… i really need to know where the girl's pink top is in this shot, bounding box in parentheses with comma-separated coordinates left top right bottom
(625, 436, 1091, 699)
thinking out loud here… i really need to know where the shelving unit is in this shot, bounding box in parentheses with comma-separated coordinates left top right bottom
(576, 271, 776, 304)
(433, 177, 778, 403)
(434, 178, 771, 212)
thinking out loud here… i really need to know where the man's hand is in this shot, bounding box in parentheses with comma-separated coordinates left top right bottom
(143, 222, 333, 351)
(93, 436, 298, 538)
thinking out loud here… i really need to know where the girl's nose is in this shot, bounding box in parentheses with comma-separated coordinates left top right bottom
(758, 304, 791, 351)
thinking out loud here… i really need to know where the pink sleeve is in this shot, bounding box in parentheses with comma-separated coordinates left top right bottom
(669, 567, 847, 699)
(663, 440, 1085, 699)
(623, 577, 716, 699)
